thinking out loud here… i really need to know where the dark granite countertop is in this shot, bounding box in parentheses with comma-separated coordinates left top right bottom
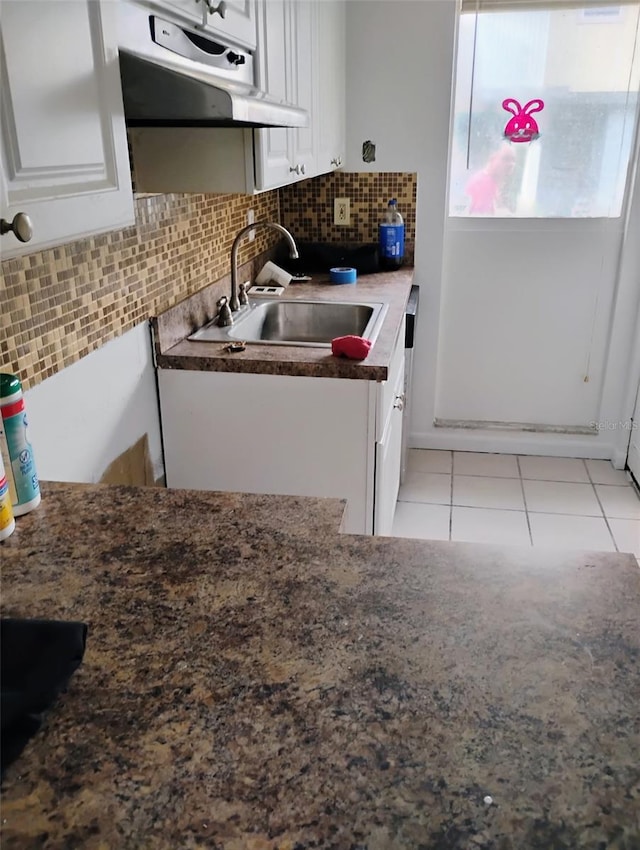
(1, 481, 639, 849)
(154, 269, 414, 381)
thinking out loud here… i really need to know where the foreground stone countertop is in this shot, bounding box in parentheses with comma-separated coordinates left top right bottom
(1, 482, 639, 849)
(156, 269, 414, 381)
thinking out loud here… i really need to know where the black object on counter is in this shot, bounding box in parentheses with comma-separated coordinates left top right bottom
(405, 284, 420, 349)
(1, 618, 88, 778)
(275, 241, 380, 276)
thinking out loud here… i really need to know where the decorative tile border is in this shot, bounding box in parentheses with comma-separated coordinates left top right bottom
(0, 190, 280, 389)
(280, 171, 417, 246)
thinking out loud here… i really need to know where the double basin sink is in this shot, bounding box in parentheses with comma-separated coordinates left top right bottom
(189, 299, 389, 348)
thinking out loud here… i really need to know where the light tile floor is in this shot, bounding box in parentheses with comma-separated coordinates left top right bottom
(392, 451, 640, 565)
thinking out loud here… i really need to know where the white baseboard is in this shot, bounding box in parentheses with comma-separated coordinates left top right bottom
(410, 427, 615, 461)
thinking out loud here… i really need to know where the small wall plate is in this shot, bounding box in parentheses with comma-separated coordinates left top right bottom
(247, 284, 286, 297)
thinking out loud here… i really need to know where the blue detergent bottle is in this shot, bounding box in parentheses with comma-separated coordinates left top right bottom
(378, 199, 405, 270)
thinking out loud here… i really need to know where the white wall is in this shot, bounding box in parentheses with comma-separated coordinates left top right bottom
(25, 322, 163, 484)
(345, 0, 456, 450)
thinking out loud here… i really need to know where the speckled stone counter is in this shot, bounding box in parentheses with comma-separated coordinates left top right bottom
(1, 482, 639, 849)
(154, 270, 414, 381)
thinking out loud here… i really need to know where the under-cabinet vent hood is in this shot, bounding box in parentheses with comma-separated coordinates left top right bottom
(118, 9, 308, 129)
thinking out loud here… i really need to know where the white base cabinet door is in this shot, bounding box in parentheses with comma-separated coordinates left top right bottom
(0, 0, 134, 258)
(158, 369, 376, 534)
(374, 359, 405, 536)
(628, 388, 640, 484)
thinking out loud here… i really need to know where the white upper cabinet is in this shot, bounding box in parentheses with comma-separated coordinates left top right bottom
(129, 0, 346, 195)
(316, 0, 346, 175)
(285, 0, 318, 182)
(255, 0, 345, 191)
(0, 1, 134, 259)
(145, 0, 257, 50)
(253, 0, 293, 190)
(254, 0, 318, 190)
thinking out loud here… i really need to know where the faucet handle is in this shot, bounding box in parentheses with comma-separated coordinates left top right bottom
(238, 282, 249, 306)
(217, 295, 233, 327)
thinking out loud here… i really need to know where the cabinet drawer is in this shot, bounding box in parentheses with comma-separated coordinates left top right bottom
(376, 316, 406, 441)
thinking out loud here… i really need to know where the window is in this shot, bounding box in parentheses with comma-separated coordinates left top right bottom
(449, 2, 640, 217)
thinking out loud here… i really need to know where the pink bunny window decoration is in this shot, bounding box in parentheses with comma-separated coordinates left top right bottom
(502, 98, 544, 143)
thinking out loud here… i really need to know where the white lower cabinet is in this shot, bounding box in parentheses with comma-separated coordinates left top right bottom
(158, 325, 405, 535)
(374, 359, 405, 536)
(628, 389, 640, 483)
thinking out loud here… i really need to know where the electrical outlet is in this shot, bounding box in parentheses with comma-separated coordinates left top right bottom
(247, 209, 255, 241)
(334, 197, 350, 227)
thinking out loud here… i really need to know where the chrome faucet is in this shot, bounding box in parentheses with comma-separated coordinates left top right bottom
(227, 221, 299, 316)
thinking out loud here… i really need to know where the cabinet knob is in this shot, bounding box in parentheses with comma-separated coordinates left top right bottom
(289, 163, 305, 176)
(206, 0, 226, 17)
(393, 393, 406, 411)
(227, 51, 246, 65)
(197, 0, 226, 18)
(1, 212, 33, 243)
(331, 156, 343, 168)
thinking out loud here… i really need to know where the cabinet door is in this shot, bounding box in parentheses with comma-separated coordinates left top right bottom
(316, 0, 346, 175)
(286, 0, 317, 181)
(628, 387, 640, 484)
(253, 0, 293, 190)
(146, 0, 256, 50)
(158, 368, 373, 534)
(374, 361, 405, 536)
(0, 1, 134, 259)
(254, 0, 318, 189)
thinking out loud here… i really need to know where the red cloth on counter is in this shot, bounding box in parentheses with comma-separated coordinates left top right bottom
(331, 335, 372, 361)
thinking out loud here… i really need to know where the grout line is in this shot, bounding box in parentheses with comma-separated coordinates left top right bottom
(585, 461, 620, 552)
(520, 476, 595, 483)
(399, 501, 528, 515)
(517, 456, 534, 547)
(455, 472, 520, 479)
(451, 503, 530, 513)
(526, 509, 615, 518)
(448, 455, 454, 541)
(397, 499, 452, 507)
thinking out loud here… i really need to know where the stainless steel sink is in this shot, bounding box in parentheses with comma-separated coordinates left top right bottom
(188, 299, 389, 347)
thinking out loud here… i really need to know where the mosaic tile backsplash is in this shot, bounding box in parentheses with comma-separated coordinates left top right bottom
(1, 172, 416, 391)
(1, 191, 280, 389)
(280, 171, 417, 247)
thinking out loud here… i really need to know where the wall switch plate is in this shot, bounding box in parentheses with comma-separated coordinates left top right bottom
(248, 284, 285, 297)
(247, 208, 255, 241)
(334, 197, 350, 226)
